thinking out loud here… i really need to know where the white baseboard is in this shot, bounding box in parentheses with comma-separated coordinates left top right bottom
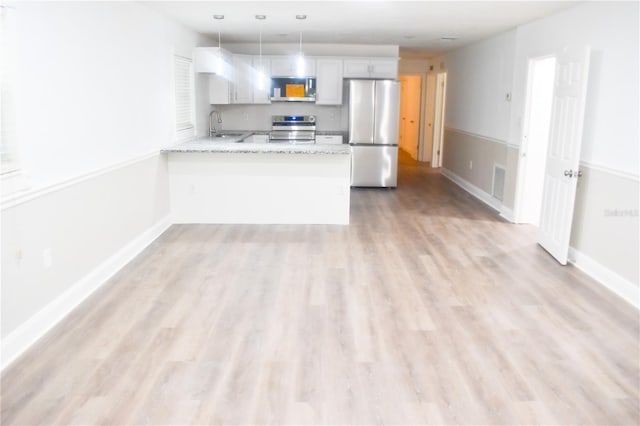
(499, 206, 515, 223)
(1, 216, 172, 371)
(568, 247, 639, 309)
(440, 168, 502, 212)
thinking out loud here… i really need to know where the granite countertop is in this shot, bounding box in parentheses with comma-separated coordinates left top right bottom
(161, 134, 351, 155)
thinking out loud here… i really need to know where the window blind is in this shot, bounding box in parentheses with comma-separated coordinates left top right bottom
(174, 54, 195, 141)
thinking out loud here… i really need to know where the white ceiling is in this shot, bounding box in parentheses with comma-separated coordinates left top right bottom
(148, 1, 579, 58)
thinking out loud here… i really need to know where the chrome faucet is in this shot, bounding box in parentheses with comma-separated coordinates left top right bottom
(209, 110, 223, 136)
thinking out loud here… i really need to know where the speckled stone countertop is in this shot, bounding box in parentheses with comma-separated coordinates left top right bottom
(161, 136, 351, 155)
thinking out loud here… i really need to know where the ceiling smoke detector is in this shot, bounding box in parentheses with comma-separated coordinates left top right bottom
(296, 14, 307, 20)
(213, 15, 224, 20)
(255, 14, 266, 20)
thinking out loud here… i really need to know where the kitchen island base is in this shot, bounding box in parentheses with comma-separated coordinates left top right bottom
(166, 152, 350, 225)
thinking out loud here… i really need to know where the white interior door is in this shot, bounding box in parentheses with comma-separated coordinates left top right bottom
(537, 46, 591, 264)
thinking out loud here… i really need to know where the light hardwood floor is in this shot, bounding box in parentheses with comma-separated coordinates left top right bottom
(2, 152, 639, 425)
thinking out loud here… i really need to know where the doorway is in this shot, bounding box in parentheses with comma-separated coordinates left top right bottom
(431, 72, 447, 168)
(420, 73, 436, 163)
(398, 74, 422, 160)
(515, 56, 557, 225)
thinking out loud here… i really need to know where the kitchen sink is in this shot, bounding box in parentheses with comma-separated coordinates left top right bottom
(212, 133, 244, 138)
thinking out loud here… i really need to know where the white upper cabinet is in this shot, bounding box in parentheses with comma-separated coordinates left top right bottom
(343, 58, 398, 79)
(316, 58, 343, 105)
(231, 54, 253, 104)
(194, 47, 233, 74)
(209, 75, 231, 105)
(252, 56, 271, 104)
(270, 56, 317, 77)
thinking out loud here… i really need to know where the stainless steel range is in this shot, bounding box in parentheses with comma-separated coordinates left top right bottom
(269, 115, 316, 144)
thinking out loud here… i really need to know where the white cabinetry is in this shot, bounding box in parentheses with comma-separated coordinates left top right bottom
(316, 135, 344, 145)
(244, 134, 269, 143)
(316, 59, 343, 105)
(252, 56, 271, 104)
(209, 75, 231, 105)
(231, 54, 253, 104)
(343, 58, 398, 79)
(271, 56, 316, 77)
(194, 47, 233, 74)
(208, 55, 271, 105)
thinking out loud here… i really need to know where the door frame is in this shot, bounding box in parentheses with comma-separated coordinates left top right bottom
(399, 72, 428, 161)
(431, 72, 447, 168)
(513, 53, 556, 224)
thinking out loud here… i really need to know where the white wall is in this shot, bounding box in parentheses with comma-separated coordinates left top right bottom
(213, 103, 348, 132)
(15, 1, 212, 188)
(443, 29, 516, 142)
(509, 1, 639, 175)
(1, 1, 211, 368)
(399, 58, 430, 74)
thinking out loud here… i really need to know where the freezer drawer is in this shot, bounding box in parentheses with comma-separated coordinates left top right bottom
(350, 145, 398, 187)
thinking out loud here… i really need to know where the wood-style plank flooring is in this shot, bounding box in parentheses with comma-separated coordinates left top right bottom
(2, 151, 639, 425)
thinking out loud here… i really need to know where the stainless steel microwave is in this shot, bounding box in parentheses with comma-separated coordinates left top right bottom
(270, 77, 316, 102)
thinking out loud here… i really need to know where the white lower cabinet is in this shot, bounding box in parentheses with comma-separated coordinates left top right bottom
(244, 134, 269, 143)
(315, 135, 343, 145)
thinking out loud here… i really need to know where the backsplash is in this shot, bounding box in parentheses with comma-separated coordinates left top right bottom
(210, 103, 349, 132)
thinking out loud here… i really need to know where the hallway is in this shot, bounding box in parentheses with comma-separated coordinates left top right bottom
(2, 153, 638, 425)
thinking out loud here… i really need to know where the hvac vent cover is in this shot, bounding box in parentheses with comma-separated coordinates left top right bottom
(492, 164, 506, 201)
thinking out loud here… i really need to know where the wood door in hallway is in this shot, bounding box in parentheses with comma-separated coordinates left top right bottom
(398, 75, 422, 159)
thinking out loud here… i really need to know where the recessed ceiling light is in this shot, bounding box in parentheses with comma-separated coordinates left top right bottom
(255, 15, 266, 20)
(213, 15, 224, 20)
(296, 14, 307, 20)
(440, 36, 458, 41)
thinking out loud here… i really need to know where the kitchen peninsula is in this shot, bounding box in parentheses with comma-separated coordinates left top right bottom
(162, 135, 351, 225)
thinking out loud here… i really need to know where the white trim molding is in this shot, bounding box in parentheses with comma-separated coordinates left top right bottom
(444, 126, 519, 149)
(580, 160, 639, 182)
(1, 216, 171, 371)
(440, 167, 502, 212)
(569, 247, 639, 309)
(500, 206, 515, 223)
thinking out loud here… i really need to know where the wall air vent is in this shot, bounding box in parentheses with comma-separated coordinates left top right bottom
(492, 164, 506, 201)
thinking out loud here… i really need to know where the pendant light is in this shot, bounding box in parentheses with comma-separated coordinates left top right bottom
(214, 14, 225, 76)
(296, 14, 306, 77)
(256, 14, 267, 91)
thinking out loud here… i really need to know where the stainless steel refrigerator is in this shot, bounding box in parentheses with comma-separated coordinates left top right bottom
(348, 79, 400, 187)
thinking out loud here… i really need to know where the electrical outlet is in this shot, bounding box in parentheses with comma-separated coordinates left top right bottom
(42, 248, 53, 269)
(469, 160, 473, 170)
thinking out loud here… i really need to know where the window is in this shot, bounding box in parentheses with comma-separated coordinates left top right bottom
(174, 54, 195, 142)
(1, 1, 18, 174)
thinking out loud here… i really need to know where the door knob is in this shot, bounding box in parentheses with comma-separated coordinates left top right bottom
(564, 170, 573, 177)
